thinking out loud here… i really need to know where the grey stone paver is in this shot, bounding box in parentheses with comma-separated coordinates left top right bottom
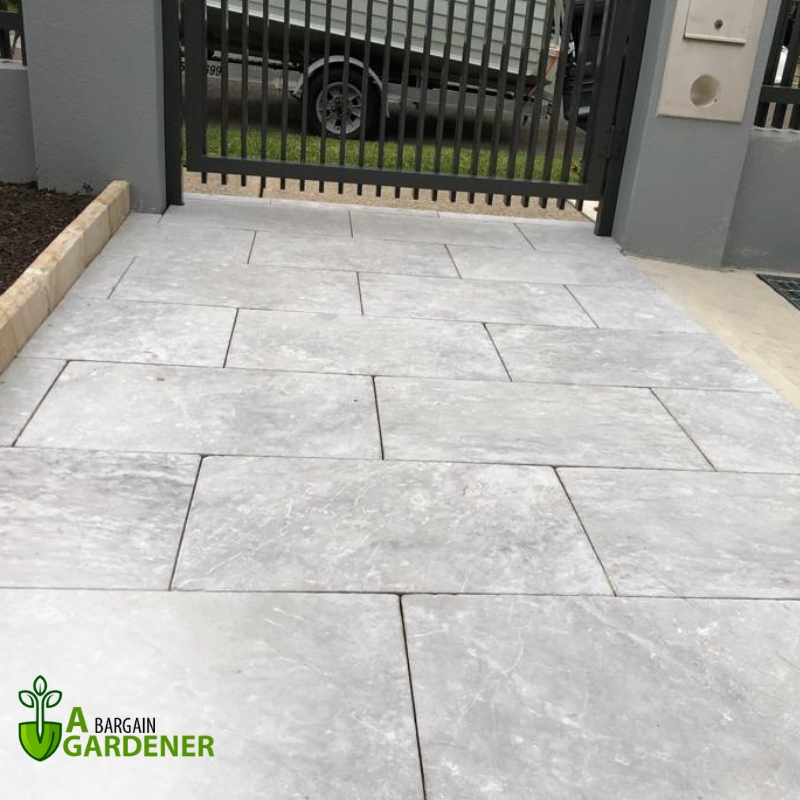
(404, 594, 800, 800)
(567, 285, 707, 332)
(162, 194, 353, 237)
(226, 310, 508, 380)
(249, 233, 457, 276)
(351, 210, 530, 247)
(68, 254, 135, 298)
(22, 297, 236, 367)
(360, 273, 594, 326)
(114, 260, 362, 314)
(561, 468, 800, 597)
(19, 362, 380, 458)
(516, 219, 623, 253)
(488, 326, 768, 390)
(655, 388, 800, 473)
(100, 213, 255, 264)
(447, 244, 654, 286)
(0, 449, 197, 589)
(0, 357, 64, 445)
(174, 458, 609, 594)
(376, 377, 710, 469)
(0, 591, 422, 800)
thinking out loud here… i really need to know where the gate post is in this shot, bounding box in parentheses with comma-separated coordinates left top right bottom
(612, 0, 782, 266)
(21, 0, 168, 212)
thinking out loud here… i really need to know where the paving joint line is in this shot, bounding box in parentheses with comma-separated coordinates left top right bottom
(372, 377, 386, 460)
(649, 388, 717, 471)
(168, 455, 205, 591)
(356, 272, 365, 315)
(105, 255, 138, 299)
(11, 360, 69, 447)
(443, 244, 462, 278)
(563, 284, 600, 328)
(482, 323, 513, 381)
(222, 308, 240, 368)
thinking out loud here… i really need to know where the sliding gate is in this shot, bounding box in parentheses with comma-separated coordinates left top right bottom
(172, 0, 650, 232)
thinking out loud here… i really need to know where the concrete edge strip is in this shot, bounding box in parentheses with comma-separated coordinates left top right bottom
(0, 180, 131, 373)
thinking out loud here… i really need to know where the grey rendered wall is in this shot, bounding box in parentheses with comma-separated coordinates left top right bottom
(613, 0, 781, 267)
(21, 0, 166, 212)
(0, 62, 35, 183)
(724, 128, 800, 270)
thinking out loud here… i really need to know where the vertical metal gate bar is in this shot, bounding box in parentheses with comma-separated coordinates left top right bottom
(299, 0, 311, 190)
(756, 0, 791, 127)
(485, 0, 518, 205)
(376, 0, 395, 197)
(356, 0, 376, 195)
(412, 0, 437, 200)
(773, 4, 800, 128)
(449, 0, 477, 202)
(319, 0, 334, 191)
(538, 0, 575, 207)
(183, 0, 207, 177)
(219, 0, 230, 186)
(339, 0, 355, 192)
(395, 0, 417, 197)
(503, 0, 537, 206)
(467, 0, 497, 204)
(431, 0, 457, 201)
(280, 0, 291, 189)
(162, 0, 183, 205)
(557, 0, 595, 208)
(239, 0, 250, 185)
(259, 0, 271, 195)
(521, 0, 556, 206)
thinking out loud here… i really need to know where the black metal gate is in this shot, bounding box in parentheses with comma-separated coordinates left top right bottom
(168, 0, 650, 233)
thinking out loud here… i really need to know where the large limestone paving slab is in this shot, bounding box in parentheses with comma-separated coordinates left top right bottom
(114, 260, 362, 315)
(376, 378, 710, 469)
(360, 274, 594, 326)
(0, 449, 197, 589)
(560, 469, 800, 597)
(0, 357, 64, 445)
(447, 244, 653, 287)
(100, 213, 255, 265)
(22, 297, 236, 367)
(163, 193, 353, 237)
(19, 362, 380, 458)
(173, 458, 609, 594)
(654, 389, 800, 473)
(249, 233, 457, 277)
(351, 210, 530, 247)
(567, 285, 707, 332)
(0, 591, 422, 800)
(488, 326, 768, 390)
(404, 594, 800, 800)
(226, 310, 508, 380)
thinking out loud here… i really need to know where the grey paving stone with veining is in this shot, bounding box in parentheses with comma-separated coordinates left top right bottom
(404, 594, 800, 800)
(447, 244, 654, 286)
(376, 378, 709, 468)
(516, 219, 623, 253)
(114, 260, 362, 314)
(19, 362, 379, 458)
(654, 388, 800, 473)
(100, 213, 255, 264)
(360, 274, 594, 326)
(68, 254, 135, 298)
(226, 310, 507, 379)
(162, 193, 352, 237)
(22, 297, 236, 367)
(174, 458, 609, 593)
(561, 468, 800, 597)
(0, 591, 422, 800)
(351, 210, 530, 247)
(0, 357, 64, 445)
(567, 285, 707, 332)
(0, 449, 197, 589)
(488, 326, 768, 390)
(249, 233, 457, 276)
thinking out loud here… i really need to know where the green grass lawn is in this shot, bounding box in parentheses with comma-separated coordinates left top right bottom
(198, 126, 582, 183)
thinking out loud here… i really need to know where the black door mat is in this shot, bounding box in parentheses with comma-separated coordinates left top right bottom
(758, 274, 800, 312)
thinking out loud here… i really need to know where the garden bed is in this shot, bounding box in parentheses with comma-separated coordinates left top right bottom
(0, 182, 95, 296)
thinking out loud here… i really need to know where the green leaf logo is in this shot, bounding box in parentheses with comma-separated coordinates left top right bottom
(18, 676, 62, 762)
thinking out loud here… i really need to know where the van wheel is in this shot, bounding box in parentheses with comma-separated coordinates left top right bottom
(306, 65, 380, 139)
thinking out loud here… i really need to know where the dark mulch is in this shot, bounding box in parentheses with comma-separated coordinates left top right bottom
(0, 182, 95, 296)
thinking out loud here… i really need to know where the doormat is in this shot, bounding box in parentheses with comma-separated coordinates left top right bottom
(758, 274, 800, 312)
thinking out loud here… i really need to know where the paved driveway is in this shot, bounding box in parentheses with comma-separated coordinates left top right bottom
(2, 195, 800, 798)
